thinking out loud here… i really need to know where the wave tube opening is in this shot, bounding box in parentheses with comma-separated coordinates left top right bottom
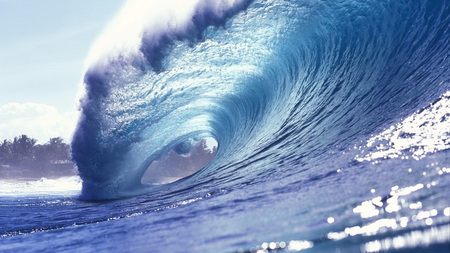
(141, 137, 218, 185)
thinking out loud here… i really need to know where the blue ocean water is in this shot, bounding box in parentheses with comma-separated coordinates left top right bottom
(1, 0, 450, 252)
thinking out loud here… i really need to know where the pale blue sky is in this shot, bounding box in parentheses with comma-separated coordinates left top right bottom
(0, 0, 124, 111)
(0, 0, 125, 141)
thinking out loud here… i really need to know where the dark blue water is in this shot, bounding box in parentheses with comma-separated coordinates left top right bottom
(1, 0, 450, 252)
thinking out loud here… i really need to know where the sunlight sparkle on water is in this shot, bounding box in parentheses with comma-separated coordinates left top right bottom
(355, 91, 450, 162)
(327, 178, 450, 247)
(362, 225, 450, 253)
(248, 240, 313, 253)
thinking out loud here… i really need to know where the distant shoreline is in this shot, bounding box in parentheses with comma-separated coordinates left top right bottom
(0, 175, 79, 183)
(0, 163, 77, 182)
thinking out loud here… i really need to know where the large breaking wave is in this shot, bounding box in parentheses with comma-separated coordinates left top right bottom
(72, 0, 449, 200)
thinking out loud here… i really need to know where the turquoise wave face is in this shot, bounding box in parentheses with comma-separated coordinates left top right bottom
(71, 0, 450, 200)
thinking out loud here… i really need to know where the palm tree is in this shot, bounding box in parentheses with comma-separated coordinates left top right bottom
(0, 139, 13, 163)
(12, 135, 37, 164)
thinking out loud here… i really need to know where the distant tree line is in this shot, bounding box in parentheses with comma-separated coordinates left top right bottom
(0, 135, 76, 179)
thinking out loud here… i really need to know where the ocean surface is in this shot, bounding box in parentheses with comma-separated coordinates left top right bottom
(1, 0, 450, 252)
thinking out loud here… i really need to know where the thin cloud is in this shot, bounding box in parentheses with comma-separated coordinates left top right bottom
(0, 103, 78, 143)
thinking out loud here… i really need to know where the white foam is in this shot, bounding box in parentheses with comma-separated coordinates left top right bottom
(0, 176, 82, 197)
(85, 0, 246, 69)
